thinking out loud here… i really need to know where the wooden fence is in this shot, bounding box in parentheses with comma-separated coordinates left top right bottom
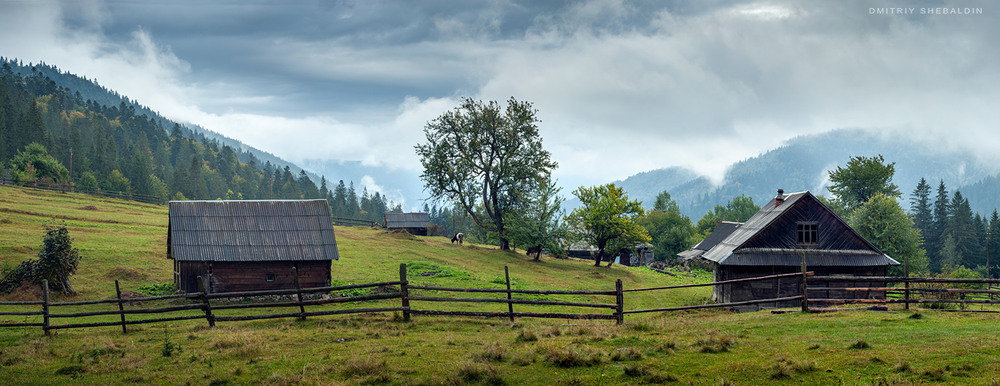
(0, 264, 624, 334)
(331, 216, 379, 227)
(8, 266, 1000, 335)
(807, 276, 1000, 311)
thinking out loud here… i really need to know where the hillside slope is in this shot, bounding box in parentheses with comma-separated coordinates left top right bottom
(0, 185, 699, 310)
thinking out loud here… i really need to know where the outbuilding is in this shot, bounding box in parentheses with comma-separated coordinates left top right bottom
(678, 190, 899, 310)
(383, 212, 431, 236)
(167, 199, 339, 293)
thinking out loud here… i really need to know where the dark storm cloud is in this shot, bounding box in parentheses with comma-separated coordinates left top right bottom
(2, 0, 997, 190)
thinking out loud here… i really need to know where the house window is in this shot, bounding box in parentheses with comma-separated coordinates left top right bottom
(797, 222, 818, 246)
(265, 273, 276, 283)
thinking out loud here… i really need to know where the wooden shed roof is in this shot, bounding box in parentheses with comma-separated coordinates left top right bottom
(687, 191, 898, 267)
(384, 212, 430, 229)
(167, 199, 339, 262)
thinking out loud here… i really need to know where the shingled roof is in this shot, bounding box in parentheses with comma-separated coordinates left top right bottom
(687, 191, 898, 267)
(167, 200, 339, 262)
(384, 212, 430, 229)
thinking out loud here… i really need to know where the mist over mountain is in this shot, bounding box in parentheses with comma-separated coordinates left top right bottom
(615, 129, 1000, 218)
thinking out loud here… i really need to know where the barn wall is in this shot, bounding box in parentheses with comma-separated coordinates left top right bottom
(714, 265, 888, 311)
(176, 261, 210, 293)
(209, 261, 331, 293)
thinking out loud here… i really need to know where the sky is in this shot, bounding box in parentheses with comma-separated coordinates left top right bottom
(1, 0, 998, 208)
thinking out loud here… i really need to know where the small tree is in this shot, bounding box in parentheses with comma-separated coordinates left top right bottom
(9, 142, 69, 185)
(508, 181, 567, 260)
(36, 225, 81, 294)
(566, 184, 650, 267)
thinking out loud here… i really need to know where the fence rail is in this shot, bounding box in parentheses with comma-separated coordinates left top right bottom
(7, 265, 1000, 335)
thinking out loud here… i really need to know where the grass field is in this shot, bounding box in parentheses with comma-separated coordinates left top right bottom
(3, 185, 1000, 384)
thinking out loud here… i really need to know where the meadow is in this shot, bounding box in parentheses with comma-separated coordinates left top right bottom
(2, 185, 1000, 384)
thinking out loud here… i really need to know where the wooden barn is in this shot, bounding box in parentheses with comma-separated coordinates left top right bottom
(678, 190, 899, 310)
(383, 212, 431, 236)
(167, 199, 339, 293)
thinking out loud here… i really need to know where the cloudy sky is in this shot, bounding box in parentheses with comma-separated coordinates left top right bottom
(1, 0, 997, 206)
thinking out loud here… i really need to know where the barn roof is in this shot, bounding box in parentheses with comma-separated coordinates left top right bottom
(686, 191, 898, 267)
(167, 199, 339, 262)
(677, 221, 742, 261)
(384, 212, 430, 229)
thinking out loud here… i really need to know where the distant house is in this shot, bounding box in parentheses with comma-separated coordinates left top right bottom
(167, 199, 339, 293)
(383, 212, 431, 236)
(678, 190, 898, 310)
(565, 240, 654, 267)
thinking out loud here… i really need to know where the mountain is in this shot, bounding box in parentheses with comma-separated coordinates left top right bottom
(3, 58, 318, 182)
(0, 57, 401, 220)
(616, 129, 1000, 218)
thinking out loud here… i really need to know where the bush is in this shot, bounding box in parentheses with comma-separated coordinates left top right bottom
(136, 282, 178, 296)
(36, 225, 81, 294)
(0, 260, 38, 294)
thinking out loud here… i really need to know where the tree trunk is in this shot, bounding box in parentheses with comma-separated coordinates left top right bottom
(534, 249, 541, 261)
(593, 251, 604, 267)
(500, 238, 510, 251)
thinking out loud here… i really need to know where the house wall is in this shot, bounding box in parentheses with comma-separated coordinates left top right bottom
(713, 265, 888, 311)
(176, 260, 331, 293)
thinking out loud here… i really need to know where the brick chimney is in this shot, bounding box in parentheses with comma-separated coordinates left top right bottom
(775, 189, 785, 208)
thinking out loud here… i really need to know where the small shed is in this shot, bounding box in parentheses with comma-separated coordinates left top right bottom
(383, 212, 431, 236)
(678, 190, 899, 310)
(167, 199, 339, 293)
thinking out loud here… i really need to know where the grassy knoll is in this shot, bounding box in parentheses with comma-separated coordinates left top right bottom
(3, 185, 1000, 384)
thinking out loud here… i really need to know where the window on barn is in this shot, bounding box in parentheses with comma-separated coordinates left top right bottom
(797, 222, 818, 247)
(265, 273, 276, 282)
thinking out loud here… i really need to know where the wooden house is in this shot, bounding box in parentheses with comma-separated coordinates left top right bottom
(383, 212, 430, 236)
(678, 190, 898, 310)
(167, 199, 339, 293)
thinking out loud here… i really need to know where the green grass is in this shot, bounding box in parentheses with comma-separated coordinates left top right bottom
(4, 185, 1000, 384)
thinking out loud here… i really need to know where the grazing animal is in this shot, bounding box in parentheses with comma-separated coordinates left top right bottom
(526, 245, 542, 260)
(451, 232, 465, 244)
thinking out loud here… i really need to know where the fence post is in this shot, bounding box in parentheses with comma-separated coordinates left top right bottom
(399, 263, 410, 322)
(505, 266, 514, 323)
(904, 258, 910, 311)
(615, 279, 624, 325)
(42, 280, 50, 336)
(115, 279, 127, 334)
(800, 255, 809, 313)
(293, 266, 306, 321)
(198, 275, 215, 328)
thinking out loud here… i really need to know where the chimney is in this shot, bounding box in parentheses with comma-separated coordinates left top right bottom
(775, 189, 785, 208)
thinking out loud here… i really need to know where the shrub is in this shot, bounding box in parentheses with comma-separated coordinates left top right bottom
(696, 334, 737, 354)
(136, 282, 177, 296)
(36, 225, 81, 294)
(848, 340, 871, 350)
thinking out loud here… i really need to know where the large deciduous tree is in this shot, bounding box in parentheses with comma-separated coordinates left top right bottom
(416, 97, 557, 251)
(827, 154, 901, 209)
(566, 184, 651, 267)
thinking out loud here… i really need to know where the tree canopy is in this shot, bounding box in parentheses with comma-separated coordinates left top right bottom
(566, 184, 650, 267)
(827, 154, 901, 209)
(415, 97, 557, 251)
(849, 194, 927, 276)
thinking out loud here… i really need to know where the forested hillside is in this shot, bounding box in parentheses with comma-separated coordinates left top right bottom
(0, 58, 399, 220)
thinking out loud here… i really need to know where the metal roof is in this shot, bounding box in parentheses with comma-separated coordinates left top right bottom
(687, 191, 897, 267)
(168, 199, 339, 262)
(384, 212, 430, 229)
